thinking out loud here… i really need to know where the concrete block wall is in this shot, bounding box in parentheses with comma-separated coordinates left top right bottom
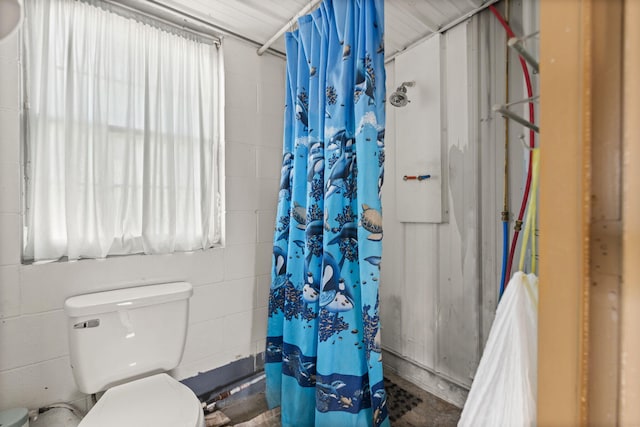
(0, 34, 285, 411)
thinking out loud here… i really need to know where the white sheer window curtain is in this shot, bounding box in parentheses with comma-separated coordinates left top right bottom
(23, 0, 224, 262)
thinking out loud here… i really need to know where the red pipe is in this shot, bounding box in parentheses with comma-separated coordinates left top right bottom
(489, 4, 536, 286)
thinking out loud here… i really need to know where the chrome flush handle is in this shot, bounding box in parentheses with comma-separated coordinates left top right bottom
(73, 319, 100, 329)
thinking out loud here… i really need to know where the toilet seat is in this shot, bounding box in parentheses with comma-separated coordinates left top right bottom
(79, 373, 204, 427)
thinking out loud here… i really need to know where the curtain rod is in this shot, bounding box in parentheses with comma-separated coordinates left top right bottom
(102, 0, 219, 44)
(257, 0, 323, 56)
(115, 0, 286, 58)
(384, 0, 501, 64)
(256, 0, 500, 61)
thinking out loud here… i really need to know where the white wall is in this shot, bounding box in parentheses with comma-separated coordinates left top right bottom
(380, 22, 482, 406)
(0, 34, 285, 411)
(380, 2, 537, 406)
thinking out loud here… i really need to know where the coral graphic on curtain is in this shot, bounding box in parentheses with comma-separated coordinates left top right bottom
(265, 0, 388, 426)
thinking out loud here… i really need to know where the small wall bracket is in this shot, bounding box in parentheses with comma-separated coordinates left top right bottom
(508, 37, 539, 74)
(492, 105, 539, 133)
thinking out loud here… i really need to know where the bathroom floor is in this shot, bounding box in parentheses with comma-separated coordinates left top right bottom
(215, 371, 461, 426)
(381, 372, 462, 427)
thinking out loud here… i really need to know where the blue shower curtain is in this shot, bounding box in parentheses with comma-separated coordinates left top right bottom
(265, 1, 388, 426)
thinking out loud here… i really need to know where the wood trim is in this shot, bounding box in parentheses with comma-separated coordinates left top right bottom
(540, 0, 629, 424)
(538, 0, 591, 424)
(620, 0, 640, 423)
(579, 2, 593, 424)
(588, 0, 623, 424)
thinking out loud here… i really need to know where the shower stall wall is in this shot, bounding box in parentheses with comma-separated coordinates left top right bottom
(379, 0, 538, 406)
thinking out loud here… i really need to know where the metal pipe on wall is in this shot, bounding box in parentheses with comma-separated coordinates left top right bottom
(508, 37, 539, 73)
(492, 105, 539, 133)
(499, 0, 511, 298)
(384, 0, 501, 64)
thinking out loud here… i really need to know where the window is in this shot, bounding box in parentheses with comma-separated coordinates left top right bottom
(22, 0, 224, 262)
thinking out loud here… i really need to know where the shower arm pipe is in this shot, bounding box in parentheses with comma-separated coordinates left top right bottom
(489, 4, 536, 285)
(257, 0, 323, 56)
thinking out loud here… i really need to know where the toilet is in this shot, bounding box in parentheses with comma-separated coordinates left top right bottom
(64, 282, 205, 427)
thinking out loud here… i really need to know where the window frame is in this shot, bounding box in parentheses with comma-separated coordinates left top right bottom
(19, 0, 226, 264)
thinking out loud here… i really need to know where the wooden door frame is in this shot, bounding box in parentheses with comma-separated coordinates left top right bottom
(538, 0, 639, 425)
(538, 0, 592, 423)
(620, 0, 640, 424)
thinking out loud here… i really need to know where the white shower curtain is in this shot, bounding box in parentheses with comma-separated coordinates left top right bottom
(22, 0, 224, 261)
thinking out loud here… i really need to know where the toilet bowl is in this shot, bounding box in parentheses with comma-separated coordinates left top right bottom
(64, 282, 204, 427)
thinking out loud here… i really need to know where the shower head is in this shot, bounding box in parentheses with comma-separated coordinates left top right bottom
(389, 81, 415, 107)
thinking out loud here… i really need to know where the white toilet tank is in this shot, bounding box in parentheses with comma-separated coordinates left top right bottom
(64, 282, 193, 394)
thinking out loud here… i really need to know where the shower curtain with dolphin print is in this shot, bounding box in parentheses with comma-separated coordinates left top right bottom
(265, 1, 388, 426)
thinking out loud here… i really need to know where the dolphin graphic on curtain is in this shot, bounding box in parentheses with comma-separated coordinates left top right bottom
(265, 0, 388, 426)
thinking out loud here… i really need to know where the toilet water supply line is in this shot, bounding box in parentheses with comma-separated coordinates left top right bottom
(29, 403, 84, 422)
(202, 373, 266, 413)
(489, 4, 536, 295)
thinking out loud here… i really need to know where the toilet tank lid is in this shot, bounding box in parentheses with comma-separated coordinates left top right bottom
(64, 282, 193, 317)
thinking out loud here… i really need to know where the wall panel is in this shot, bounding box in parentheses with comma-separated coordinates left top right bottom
(435, 21, 480, 386)
(381, 1, 538, 404)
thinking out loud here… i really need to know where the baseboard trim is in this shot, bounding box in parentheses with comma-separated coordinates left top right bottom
(181, 350, 469, 409)
(382, 350, 469, 408)
(181, 354, 263, 400)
